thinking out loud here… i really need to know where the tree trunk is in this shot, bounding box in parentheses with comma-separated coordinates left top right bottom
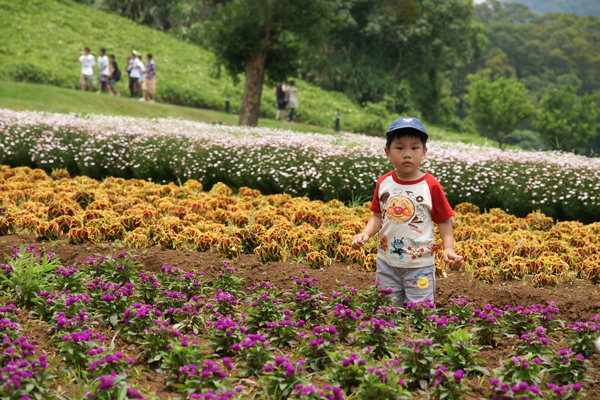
(239, 47, 268, 127)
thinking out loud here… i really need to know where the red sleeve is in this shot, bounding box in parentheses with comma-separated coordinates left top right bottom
(427, 176, 454, 224)
(370, 171, 394, 213)
(370, 179, 382, 213)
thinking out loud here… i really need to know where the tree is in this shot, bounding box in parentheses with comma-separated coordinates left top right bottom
(532, 85, 599, 154)
(464, 70, 535, 149)
(101, 0, 179, 31)
(470, 1, 600, 98)
(207, 0, 330, 126)
(303, 0, 486, 123)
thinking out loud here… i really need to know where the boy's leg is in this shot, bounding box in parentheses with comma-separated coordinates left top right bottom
(403, 265, 436, 304)
(375, 258, 405, 307)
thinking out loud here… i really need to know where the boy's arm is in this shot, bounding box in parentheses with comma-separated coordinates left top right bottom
(352, 213, 382, 249)
(438, 218, 463, 266)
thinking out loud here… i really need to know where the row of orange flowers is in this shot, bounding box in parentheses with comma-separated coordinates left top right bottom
(1, 165, 599, 287)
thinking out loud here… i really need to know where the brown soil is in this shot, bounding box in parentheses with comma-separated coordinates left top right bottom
(1, 233, 599, 399)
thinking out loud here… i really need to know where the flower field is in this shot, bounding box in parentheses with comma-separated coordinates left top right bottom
(0, 165, 599, 399)
(2, 109, 600, 223)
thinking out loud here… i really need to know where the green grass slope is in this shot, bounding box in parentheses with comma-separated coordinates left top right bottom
(0, 80, 349, 135)
(0, 0, 395, 134)
(0, 80, 494, 146)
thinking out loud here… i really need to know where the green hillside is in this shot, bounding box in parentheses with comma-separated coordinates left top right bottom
(0, 80, 494, 146)
(0, 0, 391, 134)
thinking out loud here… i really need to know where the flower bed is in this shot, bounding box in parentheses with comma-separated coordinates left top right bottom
(1, 166, 600, 288)
(0, 243, 598, 399)
(1, 110, 599, 222)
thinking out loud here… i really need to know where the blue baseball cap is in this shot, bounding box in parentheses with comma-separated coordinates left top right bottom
(385, 117, 428, 141)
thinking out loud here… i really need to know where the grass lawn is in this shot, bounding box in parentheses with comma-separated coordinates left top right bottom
(0, 80, 342, 135)
(0, 80, 493, 145)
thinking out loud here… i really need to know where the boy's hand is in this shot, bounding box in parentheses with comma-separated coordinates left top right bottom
(442, 249, 463, 267)
(352, 233, 370, 249)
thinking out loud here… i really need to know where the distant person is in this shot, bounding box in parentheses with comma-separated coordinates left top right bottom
(97, 48, 109, 94)
(126, 55, 133, 96)
(78, 47, 95, 92)
(274, 79, 287, 121)
(136, 53, 146, 100)
(127, 50, 143, 98)
(107, 54, 121, 96)
(286, 80, 299, 122)
(141, 53, 157, 103)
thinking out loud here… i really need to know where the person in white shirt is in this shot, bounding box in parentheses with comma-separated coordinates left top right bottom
(127, 50, 144, 98)
(78, 47, 95, 92)
(97, 48, 109, 94)
(136, 53, 146, 98)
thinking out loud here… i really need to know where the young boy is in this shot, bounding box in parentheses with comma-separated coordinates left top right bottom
(352, 117, 463, 307)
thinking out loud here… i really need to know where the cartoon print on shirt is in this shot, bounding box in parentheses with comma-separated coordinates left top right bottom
(407, 239, 435, 259)
(389, 237, 407, 259)
(379, 236, 389, 254)
(409, 204, 427, 224)
(386, 195, 415, 224)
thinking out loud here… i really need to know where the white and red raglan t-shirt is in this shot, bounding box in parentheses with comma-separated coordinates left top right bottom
(370, 171, 454, 269)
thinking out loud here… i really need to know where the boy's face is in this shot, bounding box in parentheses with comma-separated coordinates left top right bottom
(384, 135, 427, 181)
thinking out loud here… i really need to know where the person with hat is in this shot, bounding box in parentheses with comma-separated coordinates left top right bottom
(351, 117, 463, 307)
(127, 50, 144, 98)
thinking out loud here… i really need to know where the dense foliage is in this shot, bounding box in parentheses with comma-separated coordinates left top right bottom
(472, 1, 600, 99)
(532, 85, 600, 154)
(508, 0, 600, 16)
(300, 0, 486, 125)
(464, 69, 535, 149)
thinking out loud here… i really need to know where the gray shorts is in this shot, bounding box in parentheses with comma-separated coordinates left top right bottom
(375, 258, 435, 307)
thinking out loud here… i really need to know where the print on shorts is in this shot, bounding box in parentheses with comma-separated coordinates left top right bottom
(413, 272, 430, 289)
